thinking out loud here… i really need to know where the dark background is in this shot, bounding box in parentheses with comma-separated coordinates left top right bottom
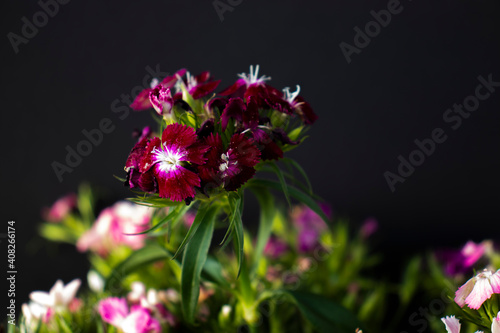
(2, 0, 499, 329)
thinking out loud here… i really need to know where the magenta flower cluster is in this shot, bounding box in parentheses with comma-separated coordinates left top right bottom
(123, 66, 317, 202)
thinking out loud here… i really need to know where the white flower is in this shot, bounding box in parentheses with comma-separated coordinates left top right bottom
(30, 279, 81, 311)
(22, 302, 49, 328)
(88, 270, 104, 293)
(441, 316, 483, 333)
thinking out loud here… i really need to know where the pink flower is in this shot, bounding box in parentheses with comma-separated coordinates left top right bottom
(149, 85, 173, 116)
(437, 241, 489, 276)
(291, 204, 330, 253)
(131, 69, 186, 111)
(77, 202, 153, 256)
(360, 218, 378, 239)
(455, 269, 500, 309)
(264, 236, 288, 259)
(441, 315, 484, 333)
(99, 297, 161, 333)
(127, 282, 177, 327)
(492, 311, 500, 333)
(183, 212, 196, 228)
(42, 193, 77, 222)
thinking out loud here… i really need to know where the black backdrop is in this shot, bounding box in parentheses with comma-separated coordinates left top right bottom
(2, 0, 499, 327)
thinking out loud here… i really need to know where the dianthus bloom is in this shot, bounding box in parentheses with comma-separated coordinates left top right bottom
(454, 269, 500, 309)
(437, 241, 489, 276)
(441, 316, 484, 333)
(77, 201, 153, 256)
(42, 193, 77, 222)
(264, 236, 288, 259)
(198, 133, 260, 192)
(492, 312, 500, 333)
(139, 123, 209, 201)
(99, 297, 161, 333)
(291, 204, 330, 253)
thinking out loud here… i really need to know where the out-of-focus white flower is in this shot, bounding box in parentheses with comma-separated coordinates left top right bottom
(22, 302, 50, 329)
(88, 270, 104, 293)
(30, 279, 81, 311)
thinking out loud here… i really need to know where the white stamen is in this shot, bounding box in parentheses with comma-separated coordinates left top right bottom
(153, 146, 183, 173)
(150, 78, 160, 89)
(237, 64, 271, 85)
(283, 85, 301, 103)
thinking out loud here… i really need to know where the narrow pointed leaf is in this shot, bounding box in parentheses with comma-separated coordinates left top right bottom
(228, 192, 244, 277)
(269, 163, 291, 207)
(286, 291, 366, 333)
(250, 186, 275, 274)
(105, 245, 174, 290)
(181, 205, 218, 323)
(172, 203, 210, 260)
(248, 179, 329, 226)
(283, 157, 313, 195)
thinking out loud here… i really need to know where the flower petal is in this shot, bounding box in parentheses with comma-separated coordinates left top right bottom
(131, 88, 153, 111)
(455, 276, 475, 307)
(190, 80, 221, 99)
(161, 123, 198, 151)
(61, 279, 81, 306)
(30, 292, 53, 307)
(219, 78, 246, 96)
(98, 297, 129, 327)
(155, 165, 200, 202)
(465, 275, 493, 309)
(220, 98, 245, 131)
(441, 316, 461, 333)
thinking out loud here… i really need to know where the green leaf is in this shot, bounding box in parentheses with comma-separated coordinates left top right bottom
(201, 256, 230, 288)
(286, 290, 366, 333)
(400, 256, 421, 305)
(104, 245, 173, 290)
(269, 163, 291, 207)
(125, 204, 187, 236)
(228, 193, 244, 277)
(247, 179, 329, 226)
(181, 206, 217, 323)
(282, 157, 313, 195)
(127, 195, 182, 208)
(249, 186, 275, 274)
(172, 203, 212, 260)
(113, 174, 127, 182)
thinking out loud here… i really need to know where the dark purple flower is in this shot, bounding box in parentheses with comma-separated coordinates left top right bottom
(138, 124, 209, 202)
(220, 96, 284, 160)
(198, 133, 260, 192)
(125, 127, 156, 192)
(176, 71, 221, 100)
(267, 86, 318, 125)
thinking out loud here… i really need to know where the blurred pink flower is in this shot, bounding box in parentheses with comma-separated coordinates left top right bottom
(437, 241, 489, 277)
(455, 269, 500, 309)
(291, 204, 330, 253)
(360, 218, 378, 239)
(183, 212, 196, 229)
(42, 193, 77, 222)
(99, 297, 161, 333)
(77, 201, 153, 256)
(127, 282, 177, 327)
(264, 236, 288, 259)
